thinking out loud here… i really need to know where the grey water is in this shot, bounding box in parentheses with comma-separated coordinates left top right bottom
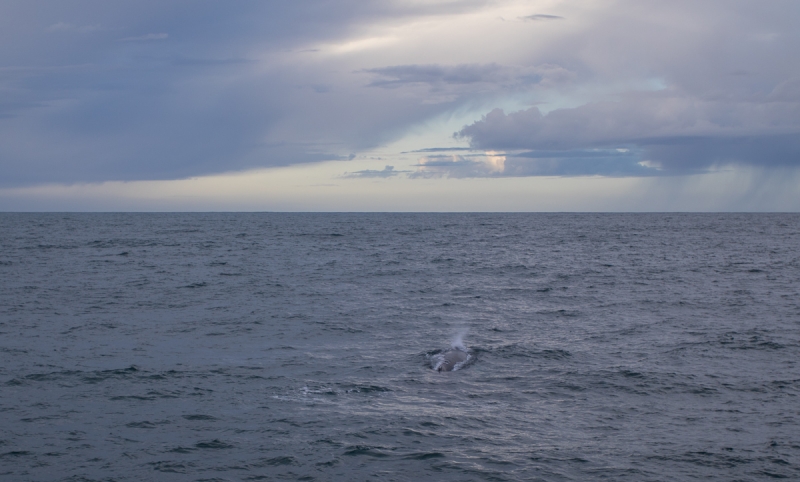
(1, 213, 799, 481)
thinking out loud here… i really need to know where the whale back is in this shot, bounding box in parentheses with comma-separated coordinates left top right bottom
(436, 349, 469, 372)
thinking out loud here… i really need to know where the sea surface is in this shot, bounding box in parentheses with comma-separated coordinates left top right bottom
(1, 213, 799, 481)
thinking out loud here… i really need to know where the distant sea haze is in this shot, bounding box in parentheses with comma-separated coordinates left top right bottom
(1, 213, 799, 481)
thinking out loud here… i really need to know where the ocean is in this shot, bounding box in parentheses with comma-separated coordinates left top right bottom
(1, 213, 799, 481)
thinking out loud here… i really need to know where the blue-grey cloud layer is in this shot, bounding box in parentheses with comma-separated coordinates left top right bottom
(1, 0, 799, 186)
(0, 1, 489, 186)
(457, 94, 800, 174)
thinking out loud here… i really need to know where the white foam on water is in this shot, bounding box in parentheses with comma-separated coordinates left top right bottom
(451, 353, 472, 371)
(430, 353, 445, 371)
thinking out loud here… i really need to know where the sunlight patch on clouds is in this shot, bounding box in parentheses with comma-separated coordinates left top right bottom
(323, 36, 400, 55)
(638, 160, 663, 170)
(412, 151, 508, 178)
(485, 151, 506, 173)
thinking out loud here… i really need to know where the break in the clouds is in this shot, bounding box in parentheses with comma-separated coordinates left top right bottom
(0, 0, 799, 187)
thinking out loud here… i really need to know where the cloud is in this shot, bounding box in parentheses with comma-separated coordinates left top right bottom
(502, 150, 658, 177)
(118, 33, 168, 42)
(342, 165, 406, 178)
(47, 22, 104, 33)
(364, 63, 573, 93)
(0, 1, 507, 186)
(1, 0, 799, 189)
(410, 153, 506, 178)
(457, 88, 800, 174)
(405, 147, 474, 153)
(367, 63, 525, 87)
(769, 78, 800, 102)
(520, 14, 563, 21)
(408, 149, 660, 178)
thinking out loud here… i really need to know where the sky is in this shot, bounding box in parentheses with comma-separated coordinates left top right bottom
(1, 0, 799, 211)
